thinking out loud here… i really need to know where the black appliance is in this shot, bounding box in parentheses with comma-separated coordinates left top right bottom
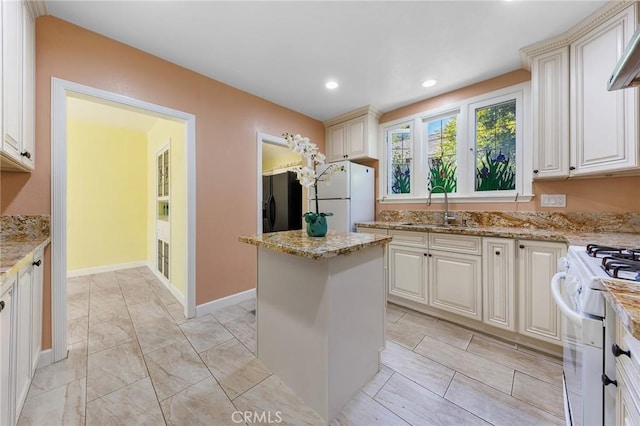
(262, 171, 302, 233)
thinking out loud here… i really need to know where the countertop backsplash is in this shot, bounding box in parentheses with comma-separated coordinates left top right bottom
(376, 211, 640, 234)
(0, 215, 51, 241)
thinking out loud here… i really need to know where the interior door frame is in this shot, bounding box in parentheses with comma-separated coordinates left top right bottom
(256, 132, 287, 234)
(51, 77, 197, 362)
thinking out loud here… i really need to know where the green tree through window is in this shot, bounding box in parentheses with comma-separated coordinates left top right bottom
(426, 116, 457, 193)
(475, 100, 516, 191)
(388, 125, 411, 194)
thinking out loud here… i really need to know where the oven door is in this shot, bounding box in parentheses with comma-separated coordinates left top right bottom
(552, 272, 604, 426)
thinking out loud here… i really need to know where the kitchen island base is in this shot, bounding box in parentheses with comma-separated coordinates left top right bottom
(256, 246, 385, 423)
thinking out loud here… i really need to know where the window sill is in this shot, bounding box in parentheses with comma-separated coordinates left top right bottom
(378, 194, 534, 204)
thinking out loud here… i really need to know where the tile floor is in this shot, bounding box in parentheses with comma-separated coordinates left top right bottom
(18, 267, 565, 425)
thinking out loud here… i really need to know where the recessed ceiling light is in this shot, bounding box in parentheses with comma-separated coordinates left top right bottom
(422, 79, 437, 88)
(325, 81, 339, 90)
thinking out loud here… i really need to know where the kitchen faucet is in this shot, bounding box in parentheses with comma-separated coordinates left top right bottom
(427, 185, 456, 225)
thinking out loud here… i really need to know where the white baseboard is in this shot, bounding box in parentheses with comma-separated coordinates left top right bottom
(67, 261, 148, 277)
(196, 288, 256, 317)
(37, 349, 53, 369)
(144, 261, 185, 305)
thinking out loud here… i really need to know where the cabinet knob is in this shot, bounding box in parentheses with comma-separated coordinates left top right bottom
(0, 300, 4, 313)
(519, 244, 525, 249)
(612, 343, 631, 358)
(428, 254, 432, 257)
(569, 166, 576, 171)
(20, 151, 31, 159)
(601, 374, 617, 387)
(33, 259, 41, 267)
(533, 169, 539, 174)
(495, 251, 501, 255)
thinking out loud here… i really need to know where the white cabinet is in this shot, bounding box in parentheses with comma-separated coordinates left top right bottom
(570, 5, 637, 176)
(1, 0, 36, 172)
(483, 238, 516, 331)
(1, 277, 16, 426)
(528, 2, 638, 179)
(429, 249, 482, 320)
(388, 244, 427, 304)
(615, 316, 640, 426)
(15, 262, 33, 417)
(517, 240, 566, 344)
(531, 47, 570, 179)
(31, 246, 43, 373)
(357, 227, 389, 293)
(324, 106, 379, 163)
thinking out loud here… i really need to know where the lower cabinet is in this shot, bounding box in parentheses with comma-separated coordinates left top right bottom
(615, 316, 640, 426)
(483, 238, 516, 331)
(517, 240, 565, 343)
(388, 244, 427, 304)
(429, 250, 481, 320)
(0, 243, 46, 426)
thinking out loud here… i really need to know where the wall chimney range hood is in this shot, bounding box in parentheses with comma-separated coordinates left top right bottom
(608, 27, 640, 91)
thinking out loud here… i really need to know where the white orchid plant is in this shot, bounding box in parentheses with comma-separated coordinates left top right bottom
(283, 133, 344, 214)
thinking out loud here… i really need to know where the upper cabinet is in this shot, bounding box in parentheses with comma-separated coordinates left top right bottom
(323, 106, 380, 163)
(1, 0, 37, 172)
(525, 2, 639, 179)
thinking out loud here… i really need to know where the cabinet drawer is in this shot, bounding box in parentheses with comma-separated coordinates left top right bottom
(429, 233, 481, 255)
(357, 227, 388, 236)
(390, 230, 428, 248)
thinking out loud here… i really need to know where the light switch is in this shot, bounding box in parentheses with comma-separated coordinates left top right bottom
(541, 194, 566, 207)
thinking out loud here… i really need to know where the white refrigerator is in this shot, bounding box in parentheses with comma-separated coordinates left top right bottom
(308, 161, 375, 233)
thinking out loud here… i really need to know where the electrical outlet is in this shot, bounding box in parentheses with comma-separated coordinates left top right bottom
(541, 194, 566, 207)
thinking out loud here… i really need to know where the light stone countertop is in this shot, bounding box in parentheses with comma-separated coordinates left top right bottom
(239, 230, 392, 260)
(0, 236, 50, 285)
(356, 221, 640, 247)
(602, 279, 640, 340)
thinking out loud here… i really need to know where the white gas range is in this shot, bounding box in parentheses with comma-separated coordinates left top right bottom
(553, 245, 640, 426)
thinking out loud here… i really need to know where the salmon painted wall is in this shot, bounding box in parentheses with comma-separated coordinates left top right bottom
(377, 69, 640, 214)
(0, 16, 325, 348)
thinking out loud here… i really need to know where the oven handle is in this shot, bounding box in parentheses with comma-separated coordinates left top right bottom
(551, 272, 583, 326)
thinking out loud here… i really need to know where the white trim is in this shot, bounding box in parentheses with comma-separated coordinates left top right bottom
(145, 261, 186, 305)
(36, 349, 53, 369)
(67, 261, 148, 278)
(256, 132, 287, 234)
(378, 194, 534, 204)
(195, 288, 256, 317)
(51, 77, 197, 362)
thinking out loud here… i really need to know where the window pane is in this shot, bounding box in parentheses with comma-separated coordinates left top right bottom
(426, 116, 457, 193)
(475, 100, 516, 192)
(387, 125, 412, 194)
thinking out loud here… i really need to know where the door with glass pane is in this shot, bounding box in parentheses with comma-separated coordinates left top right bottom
(156, 146, 170, 281)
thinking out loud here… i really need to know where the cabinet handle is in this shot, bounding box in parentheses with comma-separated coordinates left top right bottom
(612, 344, 631, 358)
(20, 151, 31, 159)
(33, 259, 41, 267)
(495, 251, 501, 255)
(569, 166, 576, 171)
(519, 244, 525, 249)
(0, 300, 4, 313)
(533, 169, 539, 174)
(601, 374, 617, 387)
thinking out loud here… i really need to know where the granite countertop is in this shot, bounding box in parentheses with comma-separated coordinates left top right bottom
(0, 236, 51, 284)
(601, 279, 640, 340)
(239, 230, 392, 260)
(356, 221, 640, 247)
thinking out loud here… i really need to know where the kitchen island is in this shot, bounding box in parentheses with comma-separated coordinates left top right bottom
(239, 230, 391, 423)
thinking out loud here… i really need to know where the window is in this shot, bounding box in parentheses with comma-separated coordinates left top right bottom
(382, 83, 530, 202)
(386, 123, 412, 194)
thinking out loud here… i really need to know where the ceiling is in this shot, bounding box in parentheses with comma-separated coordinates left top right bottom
(45, 1, 608, 121)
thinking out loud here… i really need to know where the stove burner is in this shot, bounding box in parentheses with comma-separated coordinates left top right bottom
(586, 244, 625, 257)
(601, 256, 640, 281)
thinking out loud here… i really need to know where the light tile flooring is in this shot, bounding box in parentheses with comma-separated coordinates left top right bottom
(18, 267, 565, 425)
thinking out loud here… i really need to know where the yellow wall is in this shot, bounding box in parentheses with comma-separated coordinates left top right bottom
(147, 119, 187, 297)
(67, 120, 148, 271)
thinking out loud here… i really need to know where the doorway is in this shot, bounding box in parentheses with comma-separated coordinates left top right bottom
(51, 78, 196, 362)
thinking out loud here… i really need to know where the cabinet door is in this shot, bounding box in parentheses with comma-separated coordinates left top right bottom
(429, 250, 482, 320)
(388, 244, 426, 304)
(31, 248, 44, 373)
(0, 279, 16, 426)
(518, 240, 566, 343)
(532, 47, 569, 179)
(326, 124, 346, 163)
(483, 238, 516, 331)
(19, 1, 34, 169)
(346, 116, 366, 159)
(570, 5, 638, 175)
(2, 0, 23, 161)
(616, 363, 640, 426)
(15, 263, 33, 416)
